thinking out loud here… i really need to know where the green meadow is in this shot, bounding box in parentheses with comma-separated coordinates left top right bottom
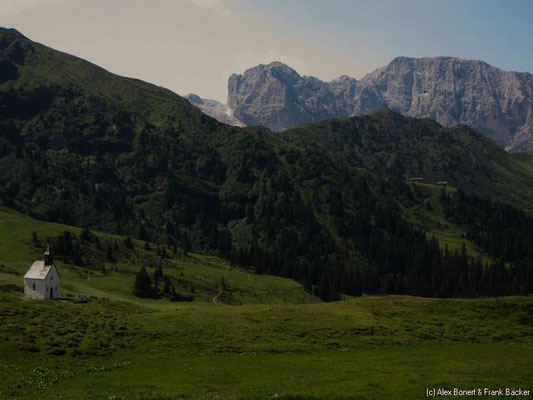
(0, 207, 532, 399)
(1, 293, 532, 399)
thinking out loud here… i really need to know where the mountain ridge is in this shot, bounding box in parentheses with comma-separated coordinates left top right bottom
(192, 57, 533, 151)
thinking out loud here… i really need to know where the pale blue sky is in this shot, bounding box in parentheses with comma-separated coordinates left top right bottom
(239, 0, 533, 74)
(1, 0, 531, 101)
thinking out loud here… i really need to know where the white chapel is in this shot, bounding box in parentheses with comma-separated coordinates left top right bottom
(24, 247, 60, 299)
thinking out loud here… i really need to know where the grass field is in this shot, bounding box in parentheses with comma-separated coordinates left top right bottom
(0, 292, 532, 399)
(0, 207, 532, 399)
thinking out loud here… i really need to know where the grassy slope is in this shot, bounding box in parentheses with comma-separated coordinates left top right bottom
(403, 184, 492, 262)
(0, 292, 531, 399)
(0, 207, 316, 309)
(512, 150, 533, 170)
(3, 28, 205, 132)
(0, 207, 532, 399)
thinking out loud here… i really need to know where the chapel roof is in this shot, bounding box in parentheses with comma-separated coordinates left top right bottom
(24, 260, 54, 280)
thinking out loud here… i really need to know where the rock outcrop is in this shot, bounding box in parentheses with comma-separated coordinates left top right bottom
(221, 58, 533, 151)
(227, 62, 357, 131)
(185, 93, 245, 127)
(354, 57, 533, 151)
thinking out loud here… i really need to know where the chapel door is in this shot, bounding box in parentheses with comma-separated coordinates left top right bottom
(50, 287, 53, 298)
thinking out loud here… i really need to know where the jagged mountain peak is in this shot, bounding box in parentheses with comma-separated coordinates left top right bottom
(246, 61, 300, 74)
(224, 56, 533, 151)
(330, 74, 357, 83)
(355, 56, 533, 151)
(185, 93, 204, 105)
(227, 60, 357, 131)
(231, 61, 303, 89)
(387, 55, 488, 64)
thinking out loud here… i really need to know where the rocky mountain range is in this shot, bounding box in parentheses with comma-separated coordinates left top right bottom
(185, 93, 244, 127)
(190, 58, 533, 152)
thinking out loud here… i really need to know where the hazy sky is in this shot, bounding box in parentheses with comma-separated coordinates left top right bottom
(1, 0, 532, 102)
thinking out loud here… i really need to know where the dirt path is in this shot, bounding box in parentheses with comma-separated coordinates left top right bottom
(213, 290, 227, 306)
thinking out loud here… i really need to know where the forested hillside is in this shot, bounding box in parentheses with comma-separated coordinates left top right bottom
(1, 28, 532, 300)
(282, 112, 533, 208)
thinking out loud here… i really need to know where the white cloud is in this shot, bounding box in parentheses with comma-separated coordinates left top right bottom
(0, 0, 66, 17)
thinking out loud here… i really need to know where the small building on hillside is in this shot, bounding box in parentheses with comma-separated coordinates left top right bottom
(24, 248, 60, 299)
(437, 181, 448, 187)
(409, 177, 424, 183)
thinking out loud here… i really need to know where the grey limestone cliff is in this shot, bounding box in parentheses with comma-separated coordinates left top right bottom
(194, 58, 533, 151)
(185, 93, 245, 127)
(353, 57, 533, 151)
(227, 62, 357, 131)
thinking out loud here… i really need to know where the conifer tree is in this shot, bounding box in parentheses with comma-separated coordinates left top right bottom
(133, 266, 155, 298)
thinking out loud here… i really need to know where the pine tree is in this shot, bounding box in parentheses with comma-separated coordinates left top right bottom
(81, 228, 91, 242)
(133, 267, 155, 298)
(106, 244, 115, 262)
(124, 236, 134, 249)
(31, 230, 39, 245)
(153, 263, 163, 290)
(138, 225, 148, 241)
(162, 275, 171, 296)
(182, 233, 191, 255)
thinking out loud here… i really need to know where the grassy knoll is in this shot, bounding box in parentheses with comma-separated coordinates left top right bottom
(403, 184, 492, 262)
(0, 207, 316, 309)
(0, 293, 532, 399)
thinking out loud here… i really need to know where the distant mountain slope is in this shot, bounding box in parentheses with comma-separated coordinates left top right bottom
(223, 58, 533, 151)
(512, 150, 533, 170)
(282, 110, 533, 208)
(0, 28, 532, 300)
(185, 93, 245, 127)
